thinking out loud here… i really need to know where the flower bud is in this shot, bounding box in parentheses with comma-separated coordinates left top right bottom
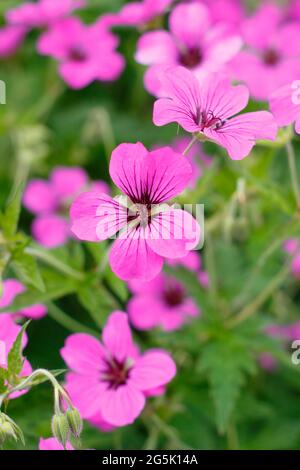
(51, 413, 69, 447)
(66, 407, 83, 438)
(0, 413, 24, 447)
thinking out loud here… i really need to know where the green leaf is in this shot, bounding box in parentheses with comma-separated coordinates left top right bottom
(0, 367, 8, 394)
(7, 321, 30, 377)
(199, 336, 257, 434)
(105, 269, 128, 302)
(1, 182, 25, 239)
(11, 250, 45, 292)
(78, 282, 115, 327)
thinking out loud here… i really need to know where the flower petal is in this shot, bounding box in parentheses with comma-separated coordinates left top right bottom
(102, 311, 135, 362)
(169, 2, 210, 48)
(109, 229, 163, 281)
(70, 192, 127, 242)
(32, 215, 69, 248)
(135, 31, 177, 65)
(147, 209, 201, 259)
(204, 111, 278, 160)
(23, 180, 57, 214)
(99, 383, 146, 427)
(65, 372, 106, 419)
(60, 333, 105, 374)
(130, 350, 176, 391)
(51, 166, 87, 200)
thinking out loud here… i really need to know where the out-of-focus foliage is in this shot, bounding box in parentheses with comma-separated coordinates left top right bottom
(0, 0, 300, 450)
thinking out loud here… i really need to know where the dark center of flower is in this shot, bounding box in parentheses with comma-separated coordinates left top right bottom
(179, 47, 203, 69)
(68, 45, 87, 62)
(102, 358, 131, 390)
(263, 48, 280, 66)
(194, 109, 226, 131)
(163, 284, 185, 307)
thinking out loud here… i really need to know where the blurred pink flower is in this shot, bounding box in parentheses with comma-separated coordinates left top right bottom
(24, 166, 110, 248)
(6, 0, 85, 29)
(283, 238, 300, 279)
(288, 0, 300, 20)
(61, 311, 176, 427)
(104, 0, 172, 28)
(230, 2, 300, 101)
(260, 321, 300, 371)
(170, 137, 212, 190)
(71, 143, 201, 282)
(37, 18, 124, 89)
(135, 1, 242, 96)
(39, 438, 73, 450)
(0, 279, 47, 320)
(0, 314, 32, 399)
(153, 66, 277, 160)
(0, 25, 27, 58)
(269, 82, 300, 134)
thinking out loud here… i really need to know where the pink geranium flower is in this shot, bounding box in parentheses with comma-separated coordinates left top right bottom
(202, 0, 245, 31)
(61, 311, 176, 427)
(6, 0, 85, 29)
(105, 0, 172, 28)
(0, 314, 32, 399)
(0, 25, 27, 58)
(269, 81, 300, 134)
(230, 2, 300, 101)
(39, 438, 73, 450)
(153, 66, 278, 160)
(37, 18, 124, 89)
(23, 166, 110, 248)
(70, 143, 201, 282)
(135, 1, 242, 96)
(0, 279, 47, 320)
(128, 252, 206, 331)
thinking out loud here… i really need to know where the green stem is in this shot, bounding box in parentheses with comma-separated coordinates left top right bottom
(47, 302, 98, 336)
(286, 142, 300, 209)
(227, 263, 291, 328)
(25, 246, 85, 281)
(182, 135, 198, 156)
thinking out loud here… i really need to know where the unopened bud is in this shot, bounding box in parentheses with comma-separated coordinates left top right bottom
(0, 413, 24, 447)
(66, 408, 83, 438)
(51, 413, 69, 447)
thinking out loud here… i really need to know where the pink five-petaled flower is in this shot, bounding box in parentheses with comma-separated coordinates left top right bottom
(61, 311, 176, 427)
(37, 17, 124, 89)
(135, 1, 242, 97)
(6, 0, 85, 29)
(70, 143, 201, 282)
(23, 166, 110, 248)
(0, 315, 32, 399)
(229, 2, 300, 101)
(39, 438, 73, 451)
(0, 279, 47, 320)
(153, 66, 278, 160)
(127, 252, 207, 331)
(269, 81, 300, 134)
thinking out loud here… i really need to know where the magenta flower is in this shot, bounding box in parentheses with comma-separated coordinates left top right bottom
(0, 279, 47, 320)
(106, 0, 172, 28)
(6, 0, 85, 29)
(0, 25, 27, 58)
(39, 438, 73, 451)
(170, 137, 212, 190)
(0, 315, 32, 399)
(70, 143, 201, 282)
(289, 0, 300, 20)
(127, 252, 207, 331)
(37, 18, 124, 89)
(153, 66, 278, 160)
(23, 166, 110, 248)
(135, 1, 242, 96)
(269, 82, 300, 134)
(61, 311, 176, 427)
(230, 2, 300, 101)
